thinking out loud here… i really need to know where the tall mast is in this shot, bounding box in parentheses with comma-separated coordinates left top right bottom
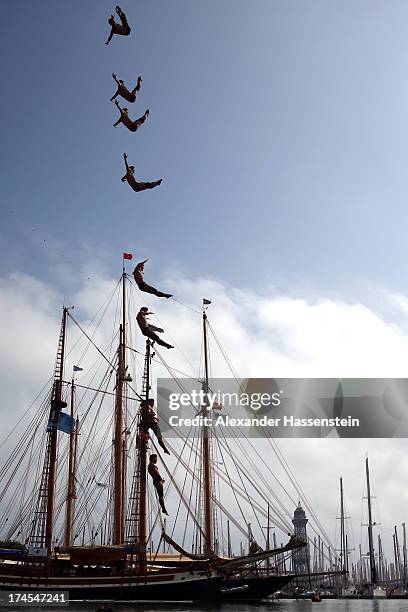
(273, 532, 278, 572)
(29, 307, 68, 556)
(393, 532, 399, 582)
(137, 339, 151, 573)
(377, 534, 383, 583)
(261, 507, 272, 572)
(339, 477, 347, 585)
(45, 307, 68, 554)
(124, 339, 151, 574)
(202, 306, 213, 553)
(365, 457, 377, 584)
(64, 377, 78, 547)
(266, 504, 271, 570)
(113, 268, 126, 544)
(403, 523, 407, 590)
(395, 525, 402, 583)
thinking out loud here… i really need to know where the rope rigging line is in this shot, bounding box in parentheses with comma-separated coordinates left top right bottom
(126, 345, 200, 381)
(127, 275, 201, 380)
(148, 439, 206, 542)
(181, 427, 201, 550)
(128, 272, 203, 317)
(164, 426, 202, 547)
(68, 311, 118, 372)
(268, 438, 336, 553)
(68, 309, 143, 402)
(216, 430, 291, 533)
(129, 354, 292, 545)
(65, 389, 115, 541)
(0, 380, 54, 453)
(163, 437, 248, 540)
(208, 321, 241, 381)
(206, 314, 337, 554)
(171, 296, 203, 316)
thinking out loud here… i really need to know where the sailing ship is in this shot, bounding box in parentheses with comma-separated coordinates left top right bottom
(339, 458, 386, 600)
(0, 265, 305, 602)
(386, 522, 408, 598)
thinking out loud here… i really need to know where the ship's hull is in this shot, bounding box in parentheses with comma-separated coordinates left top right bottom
(0, 571, 222, 602)
(221, 573, 295, 601)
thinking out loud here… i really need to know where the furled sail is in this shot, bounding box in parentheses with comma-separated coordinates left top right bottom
(162, 531, 217, 561)
(219, 535, 306, 571)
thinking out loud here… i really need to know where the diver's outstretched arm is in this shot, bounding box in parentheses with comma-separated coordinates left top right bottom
(105, 29, 114, 45)
(111, 74, 120, 99)
(123, 153, 130, 173)
(113, 99, 123, 127)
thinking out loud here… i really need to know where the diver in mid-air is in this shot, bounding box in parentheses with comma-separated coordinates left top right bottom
(121, 154, 162, 193)
(105, 6, 131, 45)
(111, 73, 142, 103)
(136, 307, 173, 349)
(140, 398, 171, 455)
(133, 260, 172, 298)
(148, 454, 169, 515)
(113, 100, 149, 132)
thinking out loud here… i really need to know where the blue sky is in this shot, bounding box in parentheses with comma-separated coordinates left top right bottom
(2, 1, 408, 297)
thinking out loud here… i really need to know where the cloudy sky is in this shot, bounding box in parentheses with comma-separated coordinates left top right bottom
(1, 0, 408, 564)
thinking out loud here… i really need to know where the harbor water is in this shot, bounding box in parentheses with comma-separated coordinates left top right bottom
(7, 601, 406, 612)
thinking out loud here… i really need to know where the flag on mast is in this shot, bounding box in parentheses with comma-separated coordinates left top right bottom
(123, 253, 133, 260)
(203, 298, 212, 305)
(47, 412, 76, 434)
(56, 412, 76, 434)
(73, 365, 83, 372)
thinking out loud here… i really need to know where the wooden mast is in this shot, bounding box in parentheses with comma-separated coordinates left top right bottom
(124, 336, 150, 572)
(202, 305, 213, 553)
(45, 306, 68, 555)
(137, 339, 151, 574)
(113, 267, 126, 544)
(64, 377, 77, 547)
(365, 457, 377, 585)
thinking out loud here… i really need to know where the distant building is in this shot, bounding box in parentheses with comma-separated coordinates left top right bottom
(292, 502, 309, 574)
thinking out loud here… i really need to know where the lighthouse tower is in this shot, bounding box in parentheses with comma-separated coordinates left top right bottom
(292, 502, 309, 573)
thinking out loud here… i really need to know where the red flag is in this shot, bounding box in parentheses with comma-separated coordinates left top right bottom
(123, 253, 133, 260)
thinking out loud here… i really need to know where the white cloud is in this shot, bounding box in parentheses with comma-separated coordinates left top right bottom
(156, 272, 408, 378)
(0, 273, 60, 418)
